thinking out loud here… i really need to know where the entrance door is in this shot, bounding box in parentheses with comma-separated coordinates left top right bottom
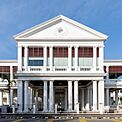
(55, 89, 65, 111)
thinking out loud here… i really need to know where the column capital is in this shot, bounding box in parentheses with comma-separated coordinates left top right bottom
(98, 45, 104, 48)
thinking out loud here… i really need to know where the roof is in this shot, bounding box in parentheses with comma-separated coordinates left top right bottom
(14, 15, 108, 41)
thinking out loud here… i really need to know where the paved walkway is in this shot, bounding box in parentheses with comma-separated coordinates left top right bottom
(0, 118, 121, 122)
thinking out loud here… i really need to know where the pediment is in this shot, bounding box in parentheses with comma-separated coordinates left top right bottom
(14, 15, 108, 41)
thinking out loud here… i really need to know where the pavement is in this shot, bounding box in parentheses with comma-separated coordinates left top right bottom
(0, 118, 121, 122)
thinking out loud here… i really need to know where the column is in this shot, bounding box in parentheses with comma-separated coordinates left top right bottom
(98, 80, 104, 113)
(18, 46, 22, 71)
(89, 89, 93, 110)
(106, 88, 109, 106)
(74, 46, 78, 71)
(68, 81, 72, 111)
(81, 88, 85, 111)
(106, 66, 109, 80)
(93, 81, 97, 111)
(24, 46, 28, 71)
(29, 88, 33, 110)
(85, 88, 90, 111)
(24, 81, 29, 112)
(115, 90, 118, 105)
(68, 46, 72, 71)
(49, 81, 54, 112)
(10, 89, 13, 106)
(44, 46, 47, 71)
(64, 88, 68, 111)
(99, 46, 104, 71)
(10, 66, 13, 81)
(17, 80, 23, 113)
(49, 46, 53, 71)
(43, 81, 48, 112)
(93, 46, 97, 71)
(74, 80, 78, 111)
(6, 92, 10, 105)
(0, 90, 3, 106)
(35, 89, 38, 112)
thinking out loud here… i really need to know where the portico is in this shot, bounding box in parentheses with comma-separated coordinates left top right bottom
(15, 15, 108, 113)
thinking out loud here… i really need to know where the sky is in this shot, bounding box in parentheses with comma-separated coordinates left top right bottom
(0, 0, 122, 60)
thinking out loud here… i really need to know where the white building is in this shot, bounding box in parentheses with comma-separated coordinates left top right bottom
(0, 15, 122, 113)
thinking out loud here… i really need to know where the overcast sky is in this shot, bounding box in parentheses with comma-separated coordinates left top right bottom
(0, 0, 122, 60)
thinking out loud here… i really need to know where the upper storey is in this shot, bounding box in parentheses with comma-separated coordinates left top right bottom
(14, 15, 108, 74)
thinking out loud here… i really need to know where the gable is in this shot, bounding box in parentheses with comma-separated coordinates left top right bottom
(14, 15, 108, 41)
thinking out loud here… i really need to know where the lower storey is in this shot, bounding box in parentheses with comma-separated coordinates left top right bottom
(17, 80, 105, 113)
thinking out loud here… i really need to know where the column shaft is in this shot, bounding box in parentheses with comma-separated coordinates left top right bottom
(99, 46, 104, 71)
(93, 46, 97, 71)
(49, 81, 54, 112)
(68, 46, 72, 71)
(68, 81, 72, 111)
(64, 88, 68, 111)
(24, 46, 28, 71)
(75, 46, 78, 71)
(44, 46, 47, 70)
(43, 81, 48, 112)
(85, 88, 90, 111)
(18, 46, 22, 71)
(50, 46, 53, 71)
(93, 81, 97, 111)
(98, 80, 104, 112)
(10, 89, 13, 106)
(0, 91, 3, 106)
(81, 88, 85, 111)
(74, 80, 78, 111)
(10, 66, 13, 81)
(106, 88, 109, 106)
(17, 80, 23, 112)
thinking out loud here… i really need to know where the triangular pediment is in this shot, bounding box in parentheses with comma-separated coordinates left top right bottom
(14, 15, 108, 41)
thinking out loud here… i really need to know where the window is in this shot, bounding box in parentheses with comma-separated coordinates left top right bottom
(28, 60, 43, 66)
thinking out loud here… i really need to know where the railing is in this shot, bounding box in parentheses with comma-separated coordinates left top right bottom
(20, 66, 97, 73)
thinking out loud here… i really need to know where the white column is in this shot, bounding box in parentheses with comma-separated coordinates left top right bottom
(17, 80, 23, 113)
(68, 46, 72, 71)
(50, 46, 53, 71)
(24, 81, 29, 112)
(93, 46, 97, 71)
(29, 88, 33, 109)
(81, 88, 85, 111)
(35, 89, 38, 112)
(18, 46, 22, 71)
(43, 81, 48, 112)
(89, 89, 93, 110)
(0, 90, 3, 106)
(64, 88, 68, 111)
(68, 81, 72, 111)
(44, 46, 47, 71)
(24, 46, 28, 71)
(85, 88, 90, 111)
(10, 66, 13, 81)
(75, 46, 78, 71)
(115, 90, 118, 105)
(98, 80, 104, 113)
(106, 66, 109, 80)
(99, 46, 104, 71)
(74, 80, 78, 111)
(49, 81, 54, 112)
(93, 80, 97, 111)
(10, 89, 13, 106)
(106, 88, 109, 106)
(6, 92, 10, 105)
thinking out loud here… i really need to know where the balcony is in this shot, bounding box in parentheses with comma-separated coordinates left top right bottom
(20, 66, 99, 73)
